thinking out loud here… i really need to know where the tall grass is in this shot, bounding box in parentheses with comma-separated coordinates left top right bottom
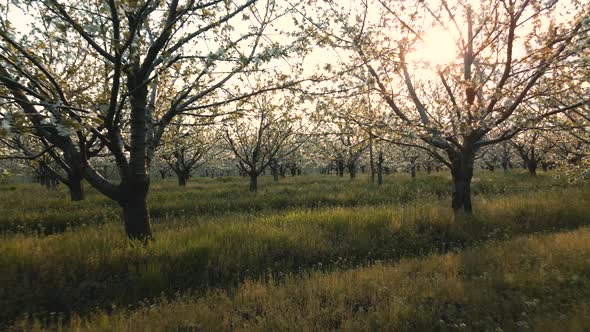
(26, 227, 589, 332)
(0, 171, 568, 234)
(1, 182, 588, 327)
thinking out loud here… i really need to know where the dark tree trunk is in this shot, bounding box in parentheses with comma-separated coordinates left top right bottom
(249, 174, 258, 193)
(426, 165, 432, 174)
(290, 166, 297, 176)
(526, 160, 538, 176)
(122, 66, 153, 242)
(337, 160, 344, 177)
(67, 173, 85, 201)
(377, 151, 383, 186)
(271, 159, 279, 181)
(178, 173, 187, 186)
(450, 150, 475, 215)
(119, 180, 152, 242)
(348, 163, 356, 179)
(410, 163, 416, 178)
(501, 161, 509, 172)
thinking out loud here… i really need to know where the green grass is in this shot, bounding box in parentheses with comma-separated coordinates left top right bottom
(0, 170, 589, 330)
(0, 171, 568, 234)
(30, 227, 590, 332)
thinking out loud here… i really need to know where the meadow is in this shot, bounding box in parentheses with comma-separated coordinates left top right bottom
(1, 170, 590, 331)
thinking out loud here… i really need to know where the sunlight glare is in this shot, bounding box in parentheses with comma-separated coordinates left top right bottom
(408, 27, 458, 68)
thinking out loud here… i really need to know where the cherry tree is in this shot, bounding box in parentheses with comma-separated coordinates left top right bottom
(0, 0, 309, 240)
(223, 93, 308, 192)
(158, 124, 219, 187)
(308, 0, 589, 214)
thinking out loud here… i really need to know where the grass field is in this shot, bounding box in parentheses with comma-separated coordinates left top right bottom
(1, 170, 589, 331)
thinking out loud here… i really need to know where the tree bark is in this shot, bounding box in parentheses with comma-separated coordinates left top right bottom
(501, 161, 509, 172)
(119, 180, 152, 242)
(67, 173, 85, 201)
(377, 151, 383, 186)
(249, 174, 258, 193)
(178, 173, 187, 186)
(122, 68, 153, 242)
(337, 160, 344, 177)
(348, 163, 356, 179)
(526, 160, 538, 176)
(450, 151, 475, 215)
(279, 165, 287, 178)
(271, 160, 279, 181)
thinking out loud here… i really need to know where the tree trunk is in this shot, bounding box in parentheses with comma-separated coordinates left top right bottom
(67, 173, 85, 201)
(337, 161, 344, 177)
(526, 160, 538, 176)
(369, 139, 375, 183)
(178, 173, 187, 186)
(123, 66, 153, 242)
(410, 163, 416, 178)
(249, 174, 258, 193)
(501, 161, 509, 172)
(119, 180, 152, 242)
(450, 151, 475, 215)
(377, 151, 383, 186)
(348, 163, 356, 179)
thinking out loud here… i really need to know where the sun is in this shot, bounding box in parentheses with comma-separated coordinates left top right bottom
(407, 26, 459, 68)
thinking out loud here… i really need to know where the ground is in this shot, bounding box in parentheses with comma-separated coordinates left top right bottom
(1, 171, 590, 331)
